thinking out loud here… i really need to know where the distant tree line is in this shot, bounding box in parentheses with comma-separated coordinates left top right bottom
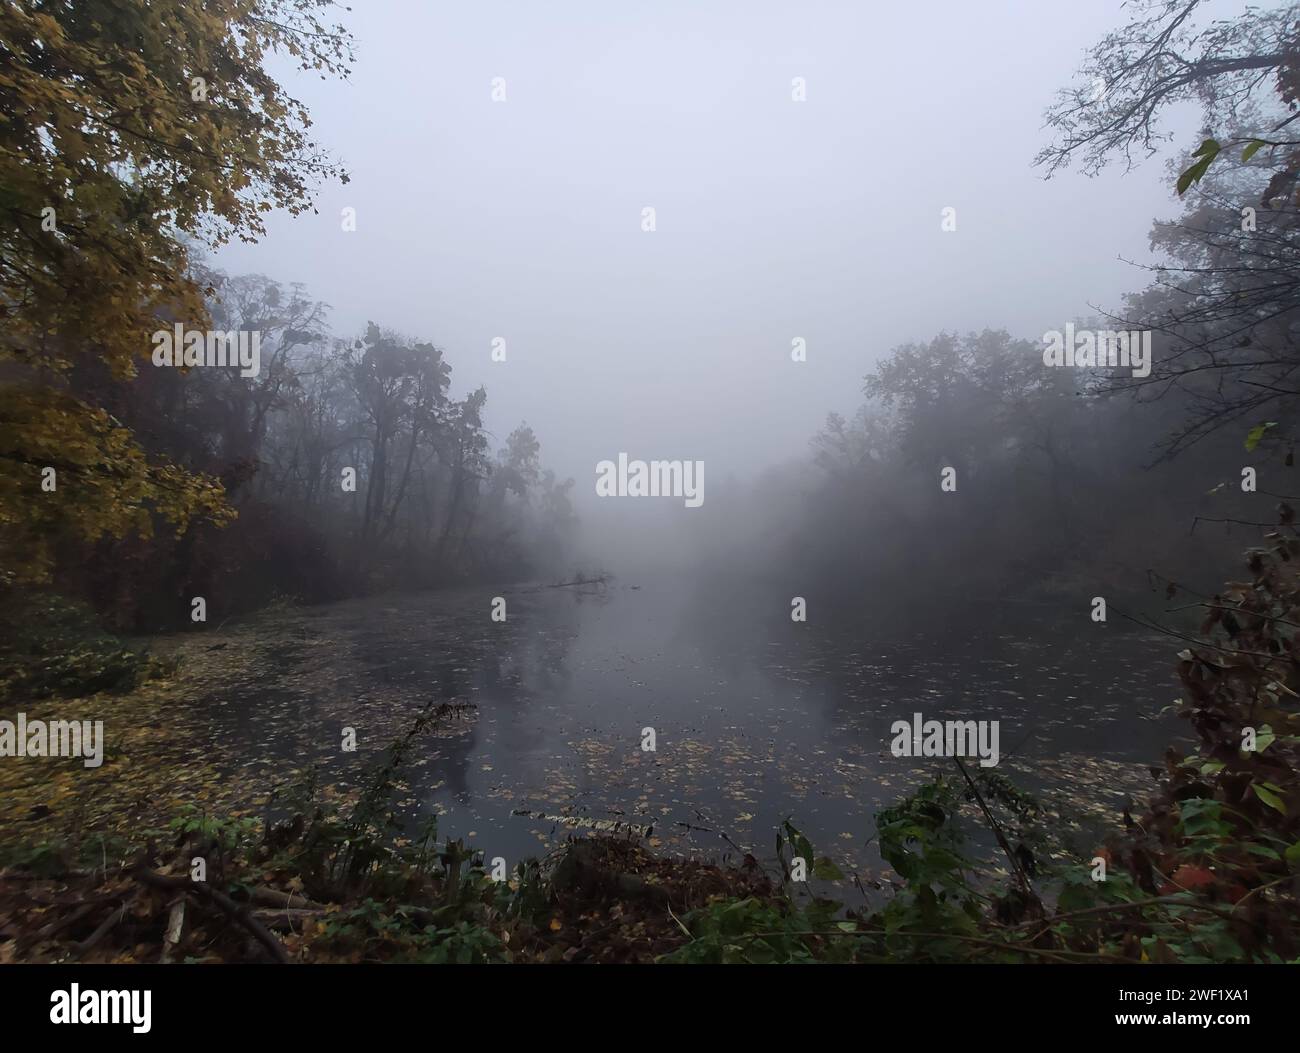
(76, 267, 578, 629)
(698, 1, 1300, 623)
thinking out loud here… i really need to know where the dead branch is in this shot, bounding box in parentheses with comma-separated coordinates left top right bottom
(74, 903, 126, 959)
(161, 897, 186, 963)
(133, 868, 291, 964)
(250, 907, 324, 931)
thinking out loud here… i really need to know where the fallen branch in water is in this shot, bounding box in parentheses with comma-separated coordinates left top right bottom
(544, 576, 609, 589)
(511, 809, 651, 838)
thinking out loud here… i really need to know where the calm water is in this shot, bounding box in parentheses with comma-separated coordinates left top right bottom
(179, 574, 1184, 885)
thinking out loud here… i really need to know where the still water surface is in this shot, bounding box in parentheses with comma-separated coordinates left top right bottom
(182, 575, 1182, 884)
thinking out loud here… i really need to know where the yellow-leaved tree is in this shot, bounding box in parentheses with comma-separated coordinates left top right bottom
(0, 0, 353, 584)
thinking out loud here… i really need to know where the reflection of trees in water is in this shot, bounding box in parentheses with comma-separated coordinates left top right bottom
(473, 594, 579, 701)
(669, 575, 1177, 758)
(408, 658, 477, 805)
(533, 626, 576, 692)
(427, 722, 479, 805)
(565, 582, 615, 607)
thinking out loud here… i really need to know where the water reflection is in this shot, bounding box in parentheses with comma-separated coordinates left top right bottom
(182, 575, 1183, 890)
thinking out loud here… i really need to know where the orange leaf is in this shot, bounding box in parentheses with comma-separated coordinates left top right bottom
(1170, 864, 1216, 890)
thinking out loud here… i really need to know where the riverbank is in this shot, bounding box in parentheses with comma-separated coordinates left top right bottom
(3, 546, 1294, 964)
(0, 578, 1176, 887)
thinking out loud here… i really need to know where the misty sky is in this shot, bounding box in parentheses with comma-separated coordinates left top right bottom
(214, 0, 1203, 505)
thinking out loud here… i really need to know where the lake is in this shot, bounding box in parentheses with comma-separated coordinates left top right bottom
(147, 572, 1185, 892)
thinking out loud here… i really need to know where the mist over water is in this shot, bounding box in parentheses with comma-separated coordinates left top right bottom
(5, 0, 1296, 975)
(159, 574, 1180, 888)
(213, 0, 1191, 502)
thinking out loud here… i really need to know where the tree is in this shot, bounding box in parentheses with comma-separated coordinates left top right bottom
(0, 0, 353, 582)
(206, 272, 333, 476)
(1099, 148, 1300, 458)
(345, 324, 451, 551)
(432, 388, 490, 566)
(1036, 0, 1299, 179)
(1041, 1, 1300, 458)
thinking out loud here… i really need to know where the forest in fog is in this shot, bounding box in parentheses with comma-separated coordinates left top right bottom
(1, 0, 1298, 986)
(21, 130, 1288, 632)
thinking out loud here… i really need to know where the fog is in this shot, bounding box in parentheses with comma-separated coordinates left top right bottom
(213, 0, 1190, 545)
(8, 0, 1300, 974)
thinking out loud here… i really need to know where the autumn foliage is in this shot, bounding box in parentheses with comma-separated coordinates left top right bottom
(0, 1, 353, 582)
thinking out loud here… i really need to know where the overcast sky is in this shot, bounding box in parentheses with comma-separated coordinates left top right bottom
(215, 0, 1201, 505)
